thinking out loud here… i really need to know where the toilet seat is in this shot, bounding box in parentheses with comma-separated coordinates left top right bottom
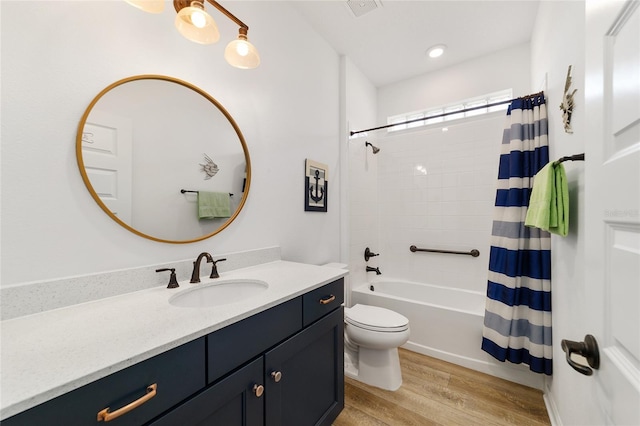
(345, 304, 409, 332)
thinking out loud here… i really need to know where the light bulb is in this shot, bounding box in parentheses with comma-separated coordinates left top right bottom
(236, 42, 250, 57)
(190, 10, 206, 28)
(175, 1, 219, 44)
(224, 31, 260, 69)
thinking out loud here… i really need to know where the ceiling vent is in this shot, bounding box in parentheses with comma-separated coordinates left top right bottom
(346, 0, 381, 18)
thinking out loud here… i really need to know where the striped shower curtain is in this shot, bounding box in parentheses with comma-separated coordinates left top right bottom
(481, 93, 552, 375)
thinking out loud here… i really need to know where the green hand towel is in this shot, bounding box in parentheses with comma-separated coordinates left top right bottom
(525, 163, 569, 236)
(552, 163, 569, 236)
(198, 191, 231, 219)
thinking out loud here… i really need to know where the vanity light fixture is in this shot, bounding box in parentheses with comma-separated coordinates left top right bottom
(126, 0, 260, 69)
(427, 44, 446, 59)
(175, 1, 220, 44)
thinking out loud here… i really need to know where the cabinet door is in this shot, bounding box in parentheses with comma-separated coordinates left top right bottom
(264, 307, 344, 426)
(149, 357, 264, 426)
(207, 297, 302, 383)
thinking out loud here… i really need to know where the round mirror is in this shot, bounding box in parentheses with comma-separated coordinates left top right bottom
(76, 75, 251, 243)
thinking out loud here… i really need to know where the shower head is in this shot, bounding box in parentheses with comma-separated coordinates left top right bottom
(365, 141, 380, 154)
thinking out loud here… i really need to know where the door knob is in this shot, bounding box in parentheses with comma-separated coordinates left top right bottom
(561, 334, 600, 376)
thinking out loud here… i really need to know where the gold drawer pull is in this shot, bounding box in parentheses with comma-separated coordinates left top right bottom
(97, 383, 157, 422)
(319, 295, 336, 305)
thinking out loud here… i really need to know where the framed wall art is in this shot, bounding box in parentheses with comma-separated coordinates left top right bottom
(304, 159, 328, 212)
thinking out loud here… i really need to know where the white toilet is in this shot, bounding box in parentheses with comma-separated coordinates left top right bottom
(344, 304, 410, 391)
(323, 263, 410, 391)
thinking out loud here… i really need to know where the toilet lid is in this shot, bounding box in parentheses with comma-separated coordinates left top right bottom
(345, 304, 409, 332)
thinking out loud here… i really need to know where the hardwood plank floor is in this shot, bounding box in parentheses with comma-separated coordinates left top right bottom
(333, 348, 551, 426)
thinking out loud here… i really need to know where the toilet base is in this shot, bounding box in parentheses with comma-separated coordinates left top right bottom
(344, 346, 403, 391)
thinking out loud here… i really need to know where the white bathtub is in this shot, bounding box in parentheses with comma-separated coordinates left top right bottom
(351, 279, 544, 389)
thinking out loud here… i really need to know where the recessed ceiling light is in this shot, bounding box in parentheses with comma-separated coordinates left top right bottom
(427, 44, 446, 59)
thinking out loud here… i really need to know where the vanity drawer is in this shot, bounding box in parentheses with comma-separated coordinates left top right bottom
(3, 338, 205, 426)
(303, 278, 344, 327)
(207, 297, 302, 383)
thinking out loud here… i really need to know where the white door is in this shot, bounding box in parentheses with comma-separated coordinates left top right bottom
(583, 0, 640, 424)
(81, 110, 133, 224)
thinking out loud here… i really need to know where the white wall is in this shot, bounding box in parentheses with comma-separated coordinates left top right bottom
(377, 43, 532, 121)
(343, 57, 378, 298)
(530, 2, 592, 425)
(1, 1, 342, 286)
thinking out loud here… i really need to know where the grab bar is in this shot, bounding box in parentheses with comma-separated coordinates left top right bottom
(410, 245, 480, 257)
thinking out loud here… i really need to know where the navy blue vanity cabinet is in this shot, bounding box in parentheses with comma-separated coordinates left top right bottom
(265, 307, 344, 426)
(148, 357, 264, 426)
(207, 297, 303, 384)
(3, 278, 345, 426)
(151, 278, 344, 426)
(302, 278, 344, 326)
(1, 338, 205, 426)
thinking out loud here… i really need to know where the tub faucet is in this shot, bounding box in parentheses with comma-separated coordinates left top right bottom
(366, 266, 381, 275)
(190, 252, 213, 283)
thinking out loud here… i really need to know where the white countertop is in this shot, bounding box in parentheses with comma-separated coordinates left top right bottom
(0, 260, 347, 420)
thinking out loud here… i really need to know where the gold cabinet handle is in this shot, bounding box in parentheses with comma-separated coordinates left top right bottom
(97, 383, 157, 422)
(271, 371, 282, 382)
(253, 384, 264, 397)
(319, 295, 336, 305)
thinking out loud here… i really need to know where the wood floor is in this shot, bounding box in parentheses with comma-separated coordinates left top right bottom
(333, 348, 551, 426)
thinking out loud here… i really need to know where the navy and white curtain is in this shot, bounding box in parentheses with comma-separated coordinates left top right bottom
(481, 93, 552, 375)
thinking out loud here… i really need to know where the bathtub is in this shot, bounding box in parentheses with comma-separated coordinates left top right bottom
(351, 279, 544, 389)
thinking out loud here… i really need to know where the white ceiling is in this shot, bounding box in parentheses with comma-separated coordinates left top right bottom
(291, 0, 540, 87)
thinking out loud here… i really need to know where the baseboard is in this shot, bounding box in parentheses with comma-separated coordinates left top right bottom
(402, 341, 545, 390)
(543, 388, 563, 426)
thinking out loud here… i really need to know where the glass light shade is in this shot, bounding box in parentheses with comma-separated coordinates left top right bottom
(124, 0, 165, 13)
(175, 2, 220, 44)
(224, 36, 260, 69)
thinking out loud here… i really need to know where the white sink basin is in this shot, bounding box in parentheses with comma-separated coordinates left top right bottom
(169, 279, 269, 308)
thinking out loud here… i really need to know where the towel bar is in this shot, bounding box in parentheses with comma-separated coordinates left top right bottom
(410, 245, 480, 257)
(554, 153, 584, 165)
(181, 189, 233, 196)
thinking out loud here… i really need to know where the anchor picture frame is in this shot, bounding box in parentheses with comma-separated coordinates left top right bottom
(304, 159, 328, 212)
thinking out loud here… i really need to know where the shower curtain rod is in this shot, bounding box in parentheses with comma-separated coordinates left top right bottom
(350, 91, 545, 136)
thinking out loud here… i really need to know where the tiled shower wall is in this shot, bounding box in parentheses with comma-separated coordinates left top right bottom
(367, 113, 505, 294)
(348, 139, 380, 299)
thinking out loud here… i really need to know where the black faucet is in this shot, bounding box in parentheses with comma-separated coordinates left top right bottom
(366, 266, 381, 275)
(190, 252, 213, 283)
(156, 268, 179, 289)
(364, 247, 379, 262)
(209, 258, 227, 279)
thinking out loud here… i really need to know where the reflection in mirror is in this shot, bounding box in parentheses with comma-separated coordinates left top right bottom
(76, 75, 251, 243)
